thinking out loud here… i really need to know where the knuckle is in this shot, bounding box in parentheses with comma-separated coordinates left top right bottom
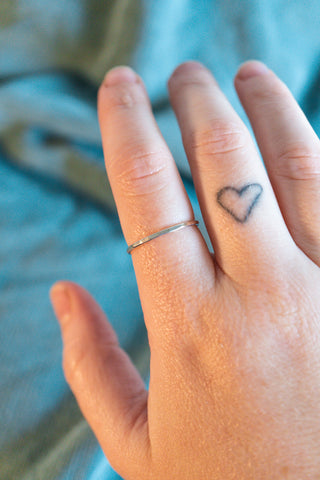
(276, 143, 320, 181)
(112, 149, 170, 197)
(63, 339, 119, 387)
(190, 120, 248, 159)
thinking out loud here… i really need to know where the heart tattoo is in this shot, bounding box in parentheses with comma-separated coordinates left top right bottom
(217, 183, 263, 223)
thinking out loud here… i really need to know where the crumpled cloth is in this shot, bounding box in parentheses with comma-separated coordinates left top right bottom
(1, 1, 320, 478)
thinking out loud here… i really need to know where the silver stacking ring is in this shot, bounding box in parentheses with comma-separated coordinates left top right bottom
(127, 220, 199, 254)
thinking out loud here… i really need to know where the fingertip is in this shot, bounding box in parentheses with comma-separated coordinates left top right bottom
(235, 60, 269, 81)
(50, 282, 71, 323)
(50, 281, 90, 326)
(97, 66, 147, 124)
(167, 60, 208, 88)
(170, 60, 205, 77)
(103, 65, 140, 87)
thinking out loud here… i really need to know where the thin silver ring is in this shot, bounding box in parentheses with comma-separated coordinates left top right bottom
(127, 220, 199, 254)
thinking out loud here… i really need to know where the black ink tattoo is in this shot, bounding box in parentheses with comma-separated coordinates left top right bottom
(216, 183, 263, 223)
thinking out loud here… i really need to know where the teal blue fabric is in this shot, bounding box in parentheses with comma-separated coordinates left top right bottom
(1, 1, 320, 478)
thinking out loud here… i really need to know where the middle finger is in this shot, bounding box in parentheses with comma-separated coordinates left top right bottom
(168, 61, 297, 280)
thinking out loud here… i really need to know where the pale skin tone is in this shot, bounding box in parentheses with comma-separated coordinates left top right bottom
(50, 60, 320, 479)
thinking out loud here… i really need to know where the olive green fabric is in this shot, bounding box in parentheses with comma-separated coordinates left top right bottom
(0, 0, 143, 212)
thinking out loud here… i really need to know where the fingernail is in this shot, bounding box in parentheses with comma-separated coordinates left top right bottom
(236, 60, 269, 80)
(50, 283, 71, 321)
(103, 66, 139, 86)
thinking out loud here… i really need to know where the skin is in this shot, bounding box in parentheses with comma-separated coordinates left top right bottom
(50, 60, 320, 479)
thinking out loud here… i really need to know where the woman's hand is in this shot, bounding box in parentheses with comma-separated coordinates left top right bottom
(50, 60, 320, 479)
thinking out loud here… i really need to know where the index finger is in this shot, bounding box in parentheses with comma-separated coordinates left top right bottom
(98, 66, 214, 338)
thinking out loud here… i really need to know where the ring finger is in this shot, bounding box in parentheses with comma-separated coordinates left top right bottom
(234, 61, 320, 266)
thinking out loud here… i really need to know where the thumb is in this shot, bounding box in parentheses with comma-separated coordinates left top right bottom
(50, 281, 150, 479)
